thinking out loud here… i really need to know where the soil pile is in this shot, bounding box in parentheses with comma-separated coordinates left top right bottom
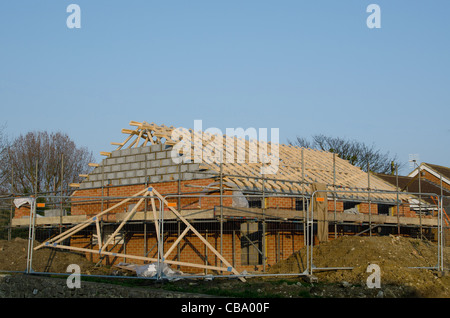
(2, 235, 450, 298)
(0, 238, 108, 275)
(269, 235, 450, 297)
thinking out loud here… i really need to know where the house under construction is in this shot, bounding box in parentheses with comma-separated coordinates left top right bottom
(12, 121, 444, 276)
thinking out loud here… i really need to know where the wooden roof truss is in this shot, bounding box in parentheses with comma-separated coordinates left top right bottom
(89, 121, 411, 203)
(35, 187, 245, 281)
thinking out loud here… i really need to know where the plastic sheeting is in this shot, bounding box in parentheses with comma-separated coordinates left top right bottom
(201, 181, 249, 208)
(116, 262, 183, 279)
(13, 198, 35, 209)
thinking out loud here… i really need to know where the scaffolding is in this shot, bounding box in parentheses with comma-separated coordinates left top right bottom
(3, 120, 450, 279)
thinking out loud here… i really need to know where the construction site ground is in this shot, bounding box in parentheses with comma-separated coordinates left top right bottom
(1, 235, 450, 298)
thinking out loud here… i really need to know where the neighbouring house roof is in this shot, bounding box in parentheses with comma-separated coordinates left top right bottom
(408, 162, 450, 186)
(423, 163, 450, 180)
(375, 173, 450, 205)
(76, 121, 412, 203)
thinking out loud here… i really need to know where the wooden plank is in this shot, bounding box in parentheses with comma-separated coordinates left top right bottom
(11, 215, 87, 227)
(115, 209, 215, 221)
(115, 133, 135, 150)
(150, 192, 160, 243)
(126, 136, 138, 149)
(133, 129, 145, 148)
(142, 134, 150, 147)
(95, 217, 102, 250)
(163, 225, 191, 259)
(101, 193, 149, 251)
(129, 121, 143, 127)
(152, 188, 246, 282)
(48, 243, 231, 273)
(34, 188, 149, 250)
(121, 128, 136, 135)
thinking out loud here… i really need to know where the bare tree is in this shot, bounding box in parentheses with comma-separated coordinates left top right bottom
(0, 131, 94, 195)
(288, 134, 404, 174)
(0, 123, 9, 195)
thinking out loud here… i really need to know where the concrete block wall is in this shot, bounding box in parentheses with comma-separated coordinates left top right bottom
(80, 144, 216, 189)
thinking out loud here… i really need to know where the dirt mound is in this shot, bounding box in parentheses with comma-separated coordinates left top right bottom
(0, 238, 108, 275)
(2, 235, 450, 298)
(269, 235, 450, 297)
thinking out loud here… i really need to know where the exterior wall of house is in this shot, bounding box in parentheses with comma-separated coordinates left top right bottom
(10, 131, 450, 273)
(66, 182, 420, 274)
(13, 180, 415, 220)
(12, 179, 422, 274)
(421, 170, 450, 192)
(70, 221, 307, 274)
(69, 178, 234, 221)
(14, 205, 31, 219)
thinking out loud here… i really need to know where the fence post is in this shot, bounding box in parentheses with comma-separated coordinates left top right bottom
(440, 176, 444, 271)
(26, 198, 37, 274)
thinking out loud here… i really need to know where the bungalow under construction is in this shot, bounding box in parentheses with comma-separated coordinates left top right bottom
(12, 121, 443, 276)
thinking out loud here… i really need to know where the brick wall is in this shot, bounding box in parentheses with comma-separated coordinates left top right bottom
(391, 204, 415, 217)
(13, 178, 422, 275)
(14, 205, 31, 219)
(358, 202, 378, 214)
(422, 170, 450, 191)
(265, 197, 295, 210)
(264, 197, 344, 212)
(13, 180, 414, 221)
(69, 178, 234, 220)
(328, 200, 344, 212)
(70, 221, 307, 274)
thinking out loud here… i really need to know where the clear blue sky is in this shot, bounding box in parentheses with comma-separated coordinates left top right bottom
(1, 1, 449, 174)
